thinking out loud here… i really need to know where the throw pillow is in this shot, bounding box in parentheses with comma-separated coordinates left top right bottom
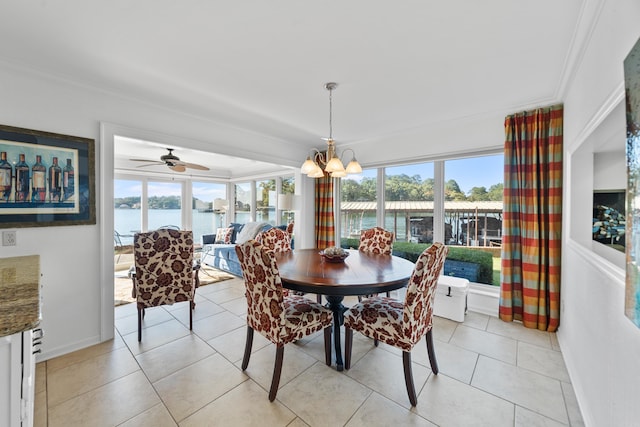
(235, 221, 269, 244)
(214, 227, 234, 244)
(229, 222, 244, 243)
(202, 233, 216, 245)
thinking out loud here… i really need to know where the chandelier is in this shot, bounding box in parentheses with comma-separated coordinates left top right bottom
(300, 82, 362, 178)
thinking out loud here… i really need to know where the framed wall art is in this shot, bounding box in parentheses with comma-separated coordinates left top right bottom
(0, 124, 95, 228)
(592, 190, 626, 252)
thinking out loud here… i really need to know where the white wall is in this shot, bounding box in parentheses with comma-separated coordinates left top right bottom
(561, 0, 640, 425)
(594, 151, 625, 191)
(0, 62, 307, 360)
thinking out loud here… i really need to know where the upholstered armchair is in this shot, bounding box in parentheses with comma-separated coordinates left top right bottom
(343, 242, 448, 406)
(235, 240, 333, 401)
(132, 229, 198, 342)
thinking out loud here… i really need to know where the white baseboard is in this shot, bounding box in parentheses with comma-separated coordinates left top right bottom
(467, 283, 499, 317)
(37, 335, 102, 363)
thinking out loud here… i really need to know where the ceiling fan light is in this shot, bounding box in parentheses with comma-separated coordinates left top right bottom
(345, 159, 362, 174)
(324, 157, 344, 173)
(301, 156, 317, 174)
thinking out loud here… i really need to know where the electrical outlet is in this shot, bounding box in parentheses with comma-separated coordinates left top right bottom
(2, 230, 16, 246)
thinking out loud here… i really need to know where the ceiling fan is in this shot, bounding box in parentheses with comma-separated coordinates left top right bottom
(129, 148, 210, 172)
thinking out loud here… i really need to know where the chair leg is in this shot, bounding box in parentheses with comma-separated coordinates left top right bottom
(189, 301, 193, 331)
(344, 327, 353, 370)
(425, 329, 438, 374)
(241, 327, 254, 371)
(403, 351, 418, 406)
(269, 345, 285, 402)
(137, 306, 143, 342)
(324, 326, 332, 366)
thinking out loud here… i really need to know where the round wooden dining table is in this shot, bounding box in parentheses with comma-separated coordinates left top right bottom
(275, 248, 415, 371)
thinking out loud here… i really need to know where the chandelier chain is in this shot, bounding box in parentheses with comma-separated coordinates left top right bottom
(328, 86, 333, 140)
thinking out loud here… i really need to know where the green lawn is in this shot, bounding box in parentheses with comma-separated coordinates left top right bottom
(492, 256, 501, 286)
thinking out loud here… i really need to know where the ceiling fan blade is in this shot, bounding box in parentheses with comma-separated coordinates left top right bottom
(130, 159, 164, 163)
(135, 163, 164, 168)
(182, 162, 210, 171)
(169, 164, 186, 172)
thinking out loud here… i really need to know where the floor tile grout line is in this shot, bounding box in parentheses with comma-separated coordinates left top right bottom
(58, 281, 573, 426)
(466, 355, 570, 424)
(117, 314, 220, 427)
(340, 388, 375, 427)
(44, 345, 146, 411)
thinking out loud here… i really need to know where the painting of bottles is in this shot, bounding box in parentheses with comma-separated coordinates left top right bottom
(0, 124, 94, 228)
(0, 140, 78, 212)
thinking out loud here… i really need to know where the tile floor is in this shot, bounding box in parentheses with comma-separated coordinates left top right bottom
(34, 278, 584, 426)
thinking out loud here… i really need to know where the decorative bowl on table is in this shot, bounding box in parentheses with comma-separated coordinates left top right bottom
(321, 246, 350, 263)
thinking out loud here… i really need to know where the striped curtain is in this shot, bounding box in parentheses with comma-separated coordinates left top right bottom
(500, 104, 563, 332)
(315, 173, 335, 249)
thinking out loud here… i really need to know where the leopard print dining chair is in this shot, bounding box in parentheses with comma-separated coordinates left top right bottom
(343, 242, 448, 406)
(132, 229, 197, 342)
(235, 240, 333, 401)
(358, 227, 395, 300)
(255, 227, 293, 297)
(255, 227, 292, 253)
(358, 226, 394, 255)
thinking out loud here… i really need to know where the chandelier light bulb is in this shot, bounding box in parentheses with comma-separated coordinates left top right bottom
(345, 158, 362, 174)
(325, 156, 345, 173)
(301, 156, 317, 174)
(308, 164, 325, 178)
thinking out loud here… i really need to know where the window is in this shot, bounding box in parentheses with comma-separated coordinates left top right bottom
(336, 153, 503, 285)
(192, 181, 226, 237)
(234, 182, 251, 223)
(256, 179, 276, 225)
(385, 162, 434, 242)
(340, 169, 377, 239)
(147, 181, 182, 231)
(444, 155, 504, 247)
(114, 179, 142, 246)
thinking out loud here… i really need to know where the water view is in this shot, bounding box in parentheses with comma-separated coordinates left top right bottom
(114, 208, 236, 245)
(115, 209, 404, 245)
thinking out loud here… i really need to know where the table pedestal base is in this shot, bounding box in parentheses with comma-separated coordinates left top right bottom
(325, 295, 348, 371)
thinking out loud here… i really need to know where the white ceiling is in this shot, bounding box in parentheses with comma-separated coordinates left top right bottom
(114, 136, 296, 179)
(1, 0, 590, 179)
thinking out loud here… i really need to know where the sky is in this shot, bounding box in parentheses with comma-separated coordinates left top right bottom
(115, 154, 504, 198)
(356, 154, 504, 194)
